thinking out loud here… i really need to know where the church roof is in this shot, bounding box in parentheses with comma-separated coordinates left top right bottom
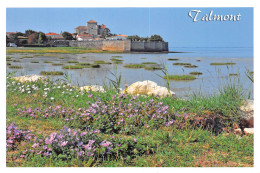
(87, 20, 97, 24)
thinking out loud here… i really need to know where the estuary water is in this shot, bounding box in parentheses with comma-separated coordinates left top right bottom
(7, 47, 254, 98)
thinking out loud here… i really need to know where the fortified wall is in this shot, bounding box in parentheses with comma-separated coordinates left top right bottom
(62, 40, 168, 52)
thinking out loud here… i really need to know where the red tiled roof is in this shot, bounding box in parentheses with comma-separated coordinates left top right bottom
(87, 20, 97, 24)
(116, 34, 128, 37)
(100, 25, 106, 29)
(75, 26, 87, 30)
(46, 32, 60, 36)
(6, 32, 16, 35)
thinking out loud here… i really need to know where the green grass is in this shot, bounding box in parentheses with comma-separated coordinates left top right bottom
(144, 66, 162, 70)
(165, 75, 196, 81)
(124, 64, 146, 68)
(67, 60, 79, 63)
(9, 65, 23, 69)
(6, 47, 124, 54)
(173, 63, 191, 66)
(196, 60, 201, 62)
(6, 56, 12, 59)
(62, 65, 85, 69)
(6, 62, 11, 66)
(94, 61, 112, 64)
(21, 56, 33, 59)
(59, 57, 65, 59)
(75, 63, 91, 66)
(168, 58, 179, 61)
(52, 63, 64, 66)
(30, 61, 39, 63)
(12, 60, 21, 62)
(184, 65, 198, 68)
(44, 61, 53, 63)
(6, 76, 252, 167)
(85, 64, 100, 68)
(111, 56, 123, 58)
(141, 62, 157, 65)
(189, 72, 203, 75)
(210, 62, 236, 66)
(110, 58, 123, 62)
(40, 71, 64, 75)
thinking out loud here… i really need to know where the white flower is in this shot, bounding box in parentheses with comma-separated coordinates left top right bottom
(69, 89, 72, 91)
(44, 88, 49, 91)
(18, 83, 20, 85)
(57, 86, 61, 89)
(76, 95, 79, 97)
(28, 91, 31, 93)
(62, 91, 65, 94)
(51, 97, 54, 100)
(12, 81, 15, 84)
(44, 92, 48, 95)
(21, 89, 24, 93)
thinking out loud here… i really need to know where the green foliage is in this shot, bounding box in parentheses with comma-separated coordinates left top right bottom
(165, 75, 196, 81)
(124, 64, 145, 68)
(210, 62, 236, 66)
(62, 32, 73, 40)
(40, 71, 64, 75)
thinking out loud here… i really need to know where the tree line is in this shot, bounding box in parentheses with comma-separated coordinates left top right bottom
(127, 35, 164, 42)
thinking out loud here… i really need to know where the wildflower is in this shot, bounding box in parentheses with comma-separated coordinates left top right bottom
(144, 124, 149, 128)
(88, 94, 93, 98)
(43, 145, 47, 150)
(28, 91, 31, 94)
(13, 104, 17, 107)
(133, 138, 137, 142)
(32, 143, 39, 148)
(20, 155, 25, 158)
(100, 140, 112, 147)
(60, 141, 68, 147)
(125, 84, 129, 88)
(50, 97, 54, 100)
(43, 152, 50, 156)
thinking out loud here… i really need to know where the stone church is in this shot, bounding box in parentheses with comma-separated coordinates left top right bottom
(74, 20, 106, 39)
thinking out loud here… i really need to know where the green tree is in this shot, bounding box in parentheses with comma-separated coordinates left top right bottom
(127, 35, 141, 41)
(25, 30, 37, 37)
(62, 32, 73, 40)
(149, 34, 164, 42)
(9, 33, 19, 45)
(38, 32, 47, 44)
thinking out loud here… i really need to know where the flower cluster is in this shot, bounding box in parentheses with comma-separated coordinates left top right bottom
(6, 122, 34, 150)
(17, 94, 175, 134)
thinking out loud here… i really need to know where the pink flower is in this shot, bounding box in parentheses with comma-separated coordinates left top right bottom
(60, 141, 68, 147)
(20, 155, 25, 158)
(32, 143, 39, 148)
(133, 138, 137, 142)
(100, 140, 112, 147)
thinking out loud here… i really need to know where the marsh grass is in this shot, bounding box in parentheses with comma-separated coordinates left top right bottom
(52, 63, 64, 66)
(94, 61, 112, 64)
(44, 61, 53, 63)
(12, 60, 21, 62)
(21, 56, 33, 59)
(142, 62, 157, 65)
(210, 62, 236, 66)
(40, 71, 64, 75)
(196, 60, 201, 62)
(110, 58, 123, 62)
(184, 65, 198, 68)
(67, 60, 79, 63)
(75, 63, 91, 66)
(144, 66, 162, 70)
(189, 72, 203, 75)
(9, 65, 23, 69)
(6, 62, 11, 66)
(62, 65, 85, 69)
(168, 58, 179, 61)
(124, 64, 146, 68)
(173, 63, 191, 66)
(30, 61, 39, 63)
(81, 57, 87, 58)
(166, 75, 196, 81)
(111, 56, 123, 58)
(6, 56, 12, 59)
(59, 57, 65, 59)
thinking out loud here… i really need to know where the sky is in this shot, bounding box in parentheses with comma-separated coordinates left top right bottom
(6, 8, 253, 48)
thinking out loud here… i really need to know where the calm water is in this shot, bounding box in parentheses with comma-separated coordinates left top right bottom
(7, 47, 254, 98)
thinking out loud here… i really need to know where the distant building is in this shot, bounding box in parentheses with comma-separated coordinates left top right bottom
(74, 20, 107, 39)
(45, 32, 63, 39)
(6, 32, 16, 38)
(76, 33, 94, 41)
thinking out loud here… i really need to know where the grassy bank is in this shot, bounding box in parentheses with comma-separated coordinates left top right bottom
(6, 75, 253, 167)
(6, 47, 124, 54)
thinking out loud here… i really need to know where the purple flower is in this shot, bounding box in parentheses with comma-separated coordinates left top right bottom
(144, 124, 149, 128)
(60, 141, 68, 147)
(6, 139, 13, 144)
(100, 140, 112, 147)
(133, 138, 137, 142)
(32, 143, 39, 148)
(20, 155, 25, 158)
(43, 145, 47, 150)
(88, 94, 93, 98)
(45, 138, 52, 145)
(43, 152, 50, 156)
